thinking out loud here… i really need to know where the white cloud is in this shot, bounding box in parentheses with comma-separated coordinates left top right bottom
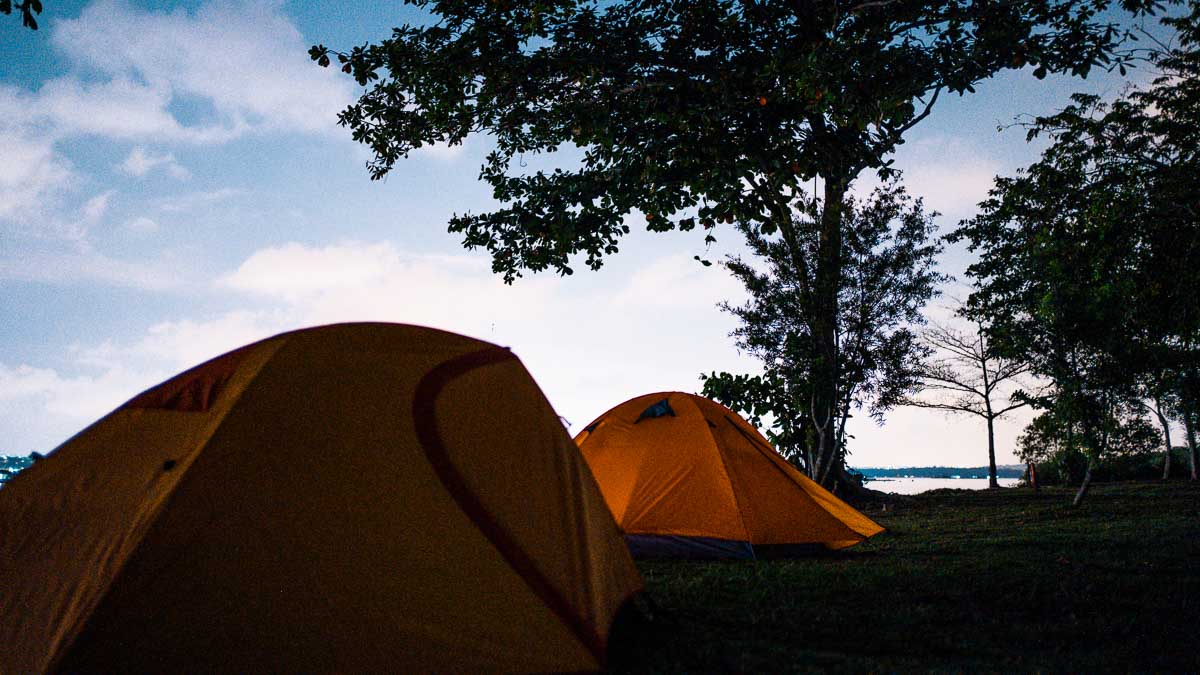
(0, 247, 185, 290)
(610, 253, 744, 310)
(417, 140, 468, 160)
(219, 240, 561, 328)
(81, 191, 114, 224)
(0, 125, 74, 223)
(45, 0, 354, 143)
(220, 241, 407, 299)
(855, 136, 1001, 220)
(118, 147, 190, 179)
(124, 216, 160, 234)
(0, 363, 151, 422)
(1, 236, 1041, 467)
(73, 309, 284, 374)
(33, 77, 241, 144)
(4, 240, 751, 452)
(156, 187, 245, 212)
(0, 1, 353, 148)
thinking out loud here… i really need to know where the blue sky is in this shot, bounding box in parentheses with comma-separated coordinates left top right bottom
(0, 0, 1173, 466)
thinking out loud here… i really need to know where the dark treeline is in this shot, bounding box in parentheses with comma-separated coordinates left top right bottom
(857, 466, 1027, 480)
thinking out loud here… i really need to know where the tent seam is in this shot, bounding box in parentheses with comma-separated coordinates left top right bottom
(695, 399, 755, 548)
(412, 346, 608, 667)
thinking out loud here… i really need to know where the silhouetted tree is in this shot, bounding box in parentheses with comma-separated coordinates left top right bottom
(702, 180, 944, 489)
(1139, 384, 1179, 479)
(903, 316, 1033, 488)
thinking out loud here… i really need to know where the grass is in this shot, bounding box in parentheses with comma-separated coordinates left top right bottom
(614, 481, 1200, 672)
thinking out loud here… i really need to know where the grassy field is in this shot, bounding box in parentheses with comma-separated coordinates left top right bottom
(615, 481, 1200, 672)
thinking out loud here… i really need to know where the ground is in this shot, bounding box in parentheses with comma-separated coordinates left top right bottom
(615, 481, 1200, 672)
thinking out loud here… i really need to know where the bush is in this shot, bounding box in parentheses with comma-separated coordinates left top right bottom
(1026, 447, 1190, 486)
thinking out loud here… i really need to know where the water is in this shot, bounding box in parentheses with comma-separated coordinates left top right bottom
(863, 476, 1022, 495)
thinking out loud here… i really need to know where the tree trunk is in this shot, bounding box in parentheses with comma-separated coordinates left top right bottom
(811, 175, 848, 488)
(1154, 397, 1173, 480)
(986, 415, 999, 488)
(1073, 413, 1108, 507)
(1186, 412, 1198, 482)
(1072, 456, 1096, 507)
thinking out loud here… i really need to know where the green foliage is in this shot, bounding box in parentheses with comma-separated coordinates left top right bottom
(952, 4, 1200, 469)
(701, 180, 945, 474)
(1, 0, 43, 30)
(314, 0, 1163, 280)
(1018, 404, 1160, 483)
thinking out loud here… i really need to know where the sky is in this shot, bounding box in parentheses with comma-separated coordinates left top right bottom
(0, 0, 1175, 467)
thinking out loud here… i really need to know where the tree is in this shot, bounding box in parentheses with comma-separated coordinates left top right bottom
(1177, 368, 1200, 480)
(953, 141, 1159, 505)
(316, 0, 1165, 488)
(701, 180, 944, 488)
(1018, 399, 1160, 485)
(1139, 383, 1179, 479)
(903, 316, 1032, 488)
(1, 0, 43, 30)
(954, 3, 1200, 503)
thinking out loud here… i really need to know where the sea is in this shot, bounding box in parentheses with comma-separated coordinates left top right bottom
(863, 476, 1022, 495)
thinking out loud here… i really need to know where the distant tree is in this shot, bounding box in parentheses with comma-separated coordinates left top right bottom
(1139, 384, 1179, 479)
(1177, 369, 1200, 480)
(316, 0, 1164, 492)
(1, 0, 43, 30)
(702, 180, 944, 489)
(903, 315, 1033, 488)
(1187, 406, 1199, 480)
(1017, 408, 1084, 484)
(954, 163, 1146, 506)
(954, 4, 1200, 503)
(1019, 401, 1161, 484)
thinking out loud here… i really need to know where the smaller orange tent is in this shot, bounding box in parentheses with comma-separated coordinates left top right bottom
(574, 392, 884, 559)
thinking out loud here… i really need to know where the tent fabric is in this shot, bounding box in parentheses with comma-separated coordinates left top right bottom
(624, 534, 756, 560)
(574, 392, 884, 558)
(0, 323, 642, 673)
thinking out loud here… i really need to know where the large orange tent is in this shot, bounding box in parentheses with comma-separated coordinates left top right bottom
(0, 323, 642, 673)
(574, 392, 884, 559)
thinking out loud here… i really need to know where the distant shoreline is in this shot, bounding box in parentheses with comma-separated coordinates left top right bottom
(853, 465, 1026, 479)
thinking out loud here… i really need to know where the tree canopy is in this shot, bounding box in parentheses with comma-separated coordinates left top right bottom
(314, 0, 1162, 280)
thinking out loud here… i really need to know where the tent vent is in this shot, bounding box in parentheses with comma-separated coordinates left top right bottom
(635, 398, 676, 423)
(584, 422, 600, 434)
